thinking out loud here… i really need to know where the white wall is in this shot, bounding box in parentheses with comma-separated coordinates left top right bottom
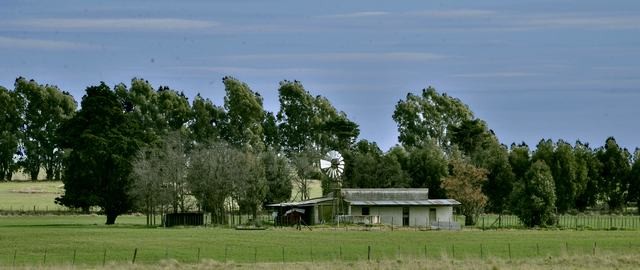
(349, 205, 454, 227)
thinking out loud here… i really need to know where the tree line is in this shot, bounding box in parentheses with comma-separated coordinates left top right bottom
(1, 78, 639, 226)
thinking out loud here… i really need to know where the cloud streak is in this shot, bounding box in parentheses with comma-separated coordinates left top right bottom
(0, 36, 96, 50)
(7, 18, 219, 32)
(452, 72, 539, 78)
(229, 52, 446, 62)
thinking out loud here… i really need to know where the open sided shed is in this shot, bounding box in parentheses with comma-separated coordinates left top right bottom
(266, 196, 334, 225)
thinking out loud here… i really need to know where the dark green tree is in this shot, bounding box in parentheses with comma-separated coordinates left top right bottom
(0, 86, 23, 181)
(393, 86, 473, 148)
(511, 160, 557, 227)
(56, 83, 140, 224)
(189, 94, 225, 144)
(551, 140, 579, 213)
(509, 143, 531, 182)
(343, 140, 409, 188)
(596, 137, 630, 211)
(221, 77, 265, 150)
(628, 148, 640, 213)
(261, 149, 293, 204)
(406, 139, 449, 198)
(574, 141, 600, 211)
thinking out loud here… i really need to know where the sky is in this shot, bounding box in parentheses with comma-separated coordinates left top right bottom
(1, 0, 639, 151)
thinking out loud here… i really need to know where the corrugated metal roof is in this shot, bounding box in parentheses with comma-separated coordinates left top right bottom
(347, 199, 460, 206)
(341, 188, 429, 201)
(266, 197, 334, 207)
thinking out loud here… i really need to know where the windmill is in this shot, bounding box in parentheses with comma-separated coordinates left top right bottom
(320, 150, 345, 222)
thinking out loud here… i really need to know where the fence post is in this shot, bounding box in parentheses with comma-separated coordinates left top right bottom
(13, 249, 17, 267)
(593, 242, 596, 256)
(451, 244, 455, 259)
(132, 248, 138, 264)
(508, 243, 511, 260)
(72, 249, 77, 265)
(391, 216, 394, 231)
(224, 245, 228, 263)
(43, 248, 47, 265)
(197, 247, 201, 262)
(102, 249, 106, 266)
(536, 243, 539, 256)
(368, 245, 371, 261)
(282, 246, 285, 263)
(480, 243, 483, 259)
(254, 247, 257, 263)
(339, 246, 342, 260)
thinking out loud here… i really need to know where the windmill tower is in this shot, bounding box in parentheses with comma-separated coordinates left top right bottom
(320, 150, 345, 222)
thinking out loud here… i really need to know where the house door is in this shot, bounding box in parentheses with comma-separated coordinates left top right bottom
(402, 207, 410, 226)
(429, 208, 437, 225)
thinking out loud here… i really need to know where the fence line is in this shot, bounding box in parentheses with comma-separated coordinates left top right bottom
(3, 241, 638, 267)
(474, 214, 640, 230)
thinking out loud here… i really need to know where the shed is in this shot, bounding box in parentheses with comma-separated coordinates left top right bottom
(341, 188, 461, 229)
(266, 196, 334, 225)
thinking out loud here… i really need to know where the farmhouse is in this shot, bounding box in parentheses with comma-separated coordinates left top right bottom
(268, 188, 461, 229)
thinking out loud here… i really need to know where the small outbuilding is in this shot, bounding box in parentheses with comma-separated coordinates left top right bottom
(340, 188, 461, 229)
(269, 188, 461, 229)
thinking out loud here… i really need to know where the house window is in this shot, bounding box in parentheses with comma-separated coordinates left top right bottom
(361, 207, 370, 215)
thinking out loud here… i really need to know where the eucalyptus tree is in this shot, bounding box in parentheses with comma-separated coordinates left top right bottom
(442, 154, 488, 225)
(596, 137, 630, 211)
(15, 77, 76, 180)
(261, 149, 293, 204)
(511, 160, 557, 227)
(0, 86, 23, 180)
(189, 94, 225, 144)
(406, 139, 449, 198)
(574, 141, 600, 211)
(393, 86, 473, 149)
(221, 76, 265, 150)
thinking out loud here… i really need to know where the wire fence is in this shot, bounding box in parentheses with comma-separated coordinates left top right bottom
(472, 214, 640, 230)
(3, 240, 639, 267)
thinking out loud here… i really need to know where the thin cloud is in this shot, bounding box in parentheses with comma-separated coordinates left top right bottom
(230, 52, 446, 62)
(407, 9, 497, 18)
(452, 72, 539, 78)
(319, 11, 390, 19)
(8, 18, 219, 32)
(522, 15, 640, 30)
(0, 36, 96, 50)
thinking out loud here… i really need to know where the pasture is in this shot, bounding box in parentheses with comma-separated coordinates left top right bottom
(1, 215, 640, 268)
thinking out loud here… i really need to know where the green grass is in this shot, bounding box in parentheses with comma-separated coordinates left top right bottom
(0, 181, 64, 211)
(1, 215, 640, 267)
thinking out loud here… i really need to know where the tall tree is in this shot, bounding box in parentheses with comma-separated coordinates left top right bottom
(261, 149, 293, 204)
(15, 78, 76, 180)
(115, 78, 164, 144)
(157, 86, 191, 131)
(596, 137, 630, 211)
(509, 143, 531, 182)
(343, 140, 409, 188)
(511, 160, 557, 227)
(442, 155, 488, 225)
(628, 148, 640, 213)
(277, 80, 359, 154)
(189, 94, 225, 144)
(574, 141, 600, 211)
(56, 83, 140, 224)
(393, 86, 473, 149)
(552, 140, 579, 213)
(406, 139, 449, 198)
(221, 77, 265, 150)
(234, 150, 267, 221)
(0, 86, 23, 181)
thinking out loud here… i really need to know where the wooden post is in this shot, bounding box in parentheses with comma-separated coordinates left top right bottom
(339, 246, 342, 260)
(43, 248, 47, 265)
(72, 249, 77, 265)
(224, 245, 228, 263)
(451, 244, 455, 259)
(536, 243, 540, 256)
(593, 242, 596, 256)
(102, 249, 106, 266)
(480, 244, 483, 259)
(368, 245, 371, 261)
(132, 248, 138, 264)
(197, 248, 201, 262)
(254, 247, 257, 263)
(282, 246, 285, 263)
(508, 243, 511, 260)
(13, 249, 17, 267)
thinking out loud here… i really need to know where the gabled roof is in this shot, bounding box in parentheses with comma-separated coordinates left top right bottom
(341, 188, 429, 201)
(266, 196, 333, 207)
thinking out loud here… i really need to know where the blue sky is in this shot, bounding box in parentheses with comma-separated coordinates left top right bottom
(1, 0, 639, 151)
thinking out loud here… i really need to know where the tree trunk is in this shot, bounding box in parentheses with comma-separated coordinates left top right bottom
(105, 213, 118, 225)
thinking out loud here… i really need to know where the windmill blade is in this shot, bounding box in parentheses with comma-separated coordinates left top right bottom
(320, 159, 332, 169)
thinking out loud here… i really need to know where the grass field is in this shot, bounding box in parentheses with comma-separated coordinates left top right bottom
(1, 215, 640, 267)
(0, 181, 64, 211)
